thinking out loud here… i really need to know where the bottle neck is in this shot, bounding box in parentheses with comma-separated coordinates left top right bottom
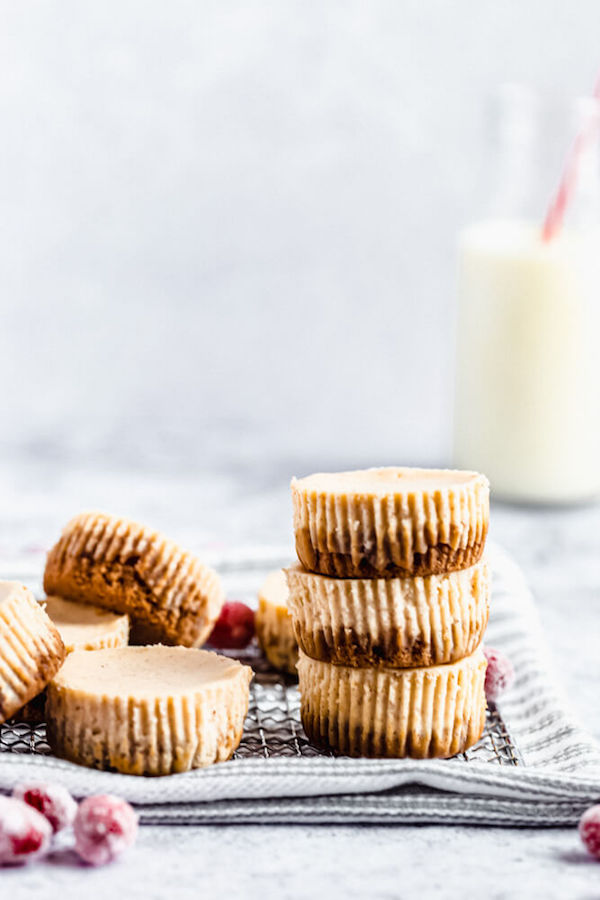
(488, 134, 536, 220)
(485, 88, 600, 231)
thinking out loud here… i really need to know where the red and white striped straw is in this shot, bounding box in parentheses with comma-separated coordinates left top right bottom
(541, 74, 600, 242)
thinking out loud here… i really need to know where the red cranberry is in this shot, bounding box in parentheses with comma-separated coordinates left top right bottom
(74, 794, 138, 866)
(580, 805, 600, 859)
(208, 601, 255, 649)
(13, 782, 77, 833)
(483, 646, 515, 700)
(0, 795, 52, 865)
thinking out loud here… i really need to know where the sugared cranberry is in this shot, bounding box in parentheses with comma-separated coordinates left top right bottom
(208, 601, 255, 649)
(483, 646, 515, 700)
(580, 805, 600, 859)
(73, 795, 138, 866)
(0, 795, 52, 865)
(13, 782, 77, 834)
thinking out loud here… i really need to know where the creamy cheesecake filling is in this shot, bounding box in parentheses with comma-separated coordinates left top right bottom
(293, 467, 483, 496)
(51, 645, 250, 696)
(43, 595, 129, 653)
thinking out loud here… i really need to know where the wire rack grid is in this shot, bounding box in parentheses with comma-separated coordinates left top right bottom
(0, 644, 522, 767)
(0, 552, 522, 768)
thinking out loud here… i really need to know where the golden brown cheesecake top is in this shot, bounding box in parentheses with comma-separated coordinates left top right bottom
(52, 645, 252, 698)
(291, 467, 487, 497)
(43, 596, 128, 652)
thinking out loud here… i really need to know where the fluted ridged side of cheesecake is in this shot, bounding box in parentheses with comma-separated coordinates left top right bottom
(46, 646, 253, 775)
(0, 582, 66, 724)
(255, 570, 298, 675)
(291, 468, 489, 577)
(298, 648, 487, 759)
(286, 561, 489, 668)
(44, 512, 225, 647)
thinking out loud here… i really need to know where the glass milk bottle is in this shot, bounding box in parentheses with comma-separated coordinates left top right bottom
(453, 87, 600, 503)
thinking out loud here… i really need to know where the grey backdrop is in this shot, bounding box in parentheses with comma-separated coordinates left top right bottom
(1, 1, 599, 472)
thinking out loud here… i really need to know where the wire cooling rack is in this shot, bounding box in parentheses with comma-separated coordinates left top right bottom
(0, 550, 522, 768)
(0, 644, 522, 767)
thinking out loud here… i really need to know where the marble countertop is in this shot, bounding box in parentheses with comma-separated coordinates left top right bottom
(2, 460, 600, 898)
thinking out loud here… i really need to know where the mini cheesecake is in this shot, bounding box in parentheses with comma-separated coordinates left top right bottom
(44, 596, 129, 652)
(298, 647, 487, 759)
(46, 646, 253, 775)
(14, 598, 130, 725)
(286, 561, 489, 668)
(255, 570, 298, 675)
(0, 582, 65, 724)
(291, 467, 489, 578)
(44, 512, 224, 648)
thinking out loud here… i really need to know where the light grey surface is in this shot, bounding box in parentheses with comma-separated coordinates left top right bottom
(1, 461, 600, 896)
(2, 824, 599, 900)
(1, 1, 600, 465)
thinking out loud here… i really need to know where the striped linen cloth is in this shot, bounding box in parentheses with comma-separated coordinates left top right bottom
(0, 543, 599, 826)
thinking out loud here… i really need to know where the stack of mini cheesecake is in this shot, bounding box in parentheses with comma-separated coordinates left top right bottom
(286, 467, 490, 758)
